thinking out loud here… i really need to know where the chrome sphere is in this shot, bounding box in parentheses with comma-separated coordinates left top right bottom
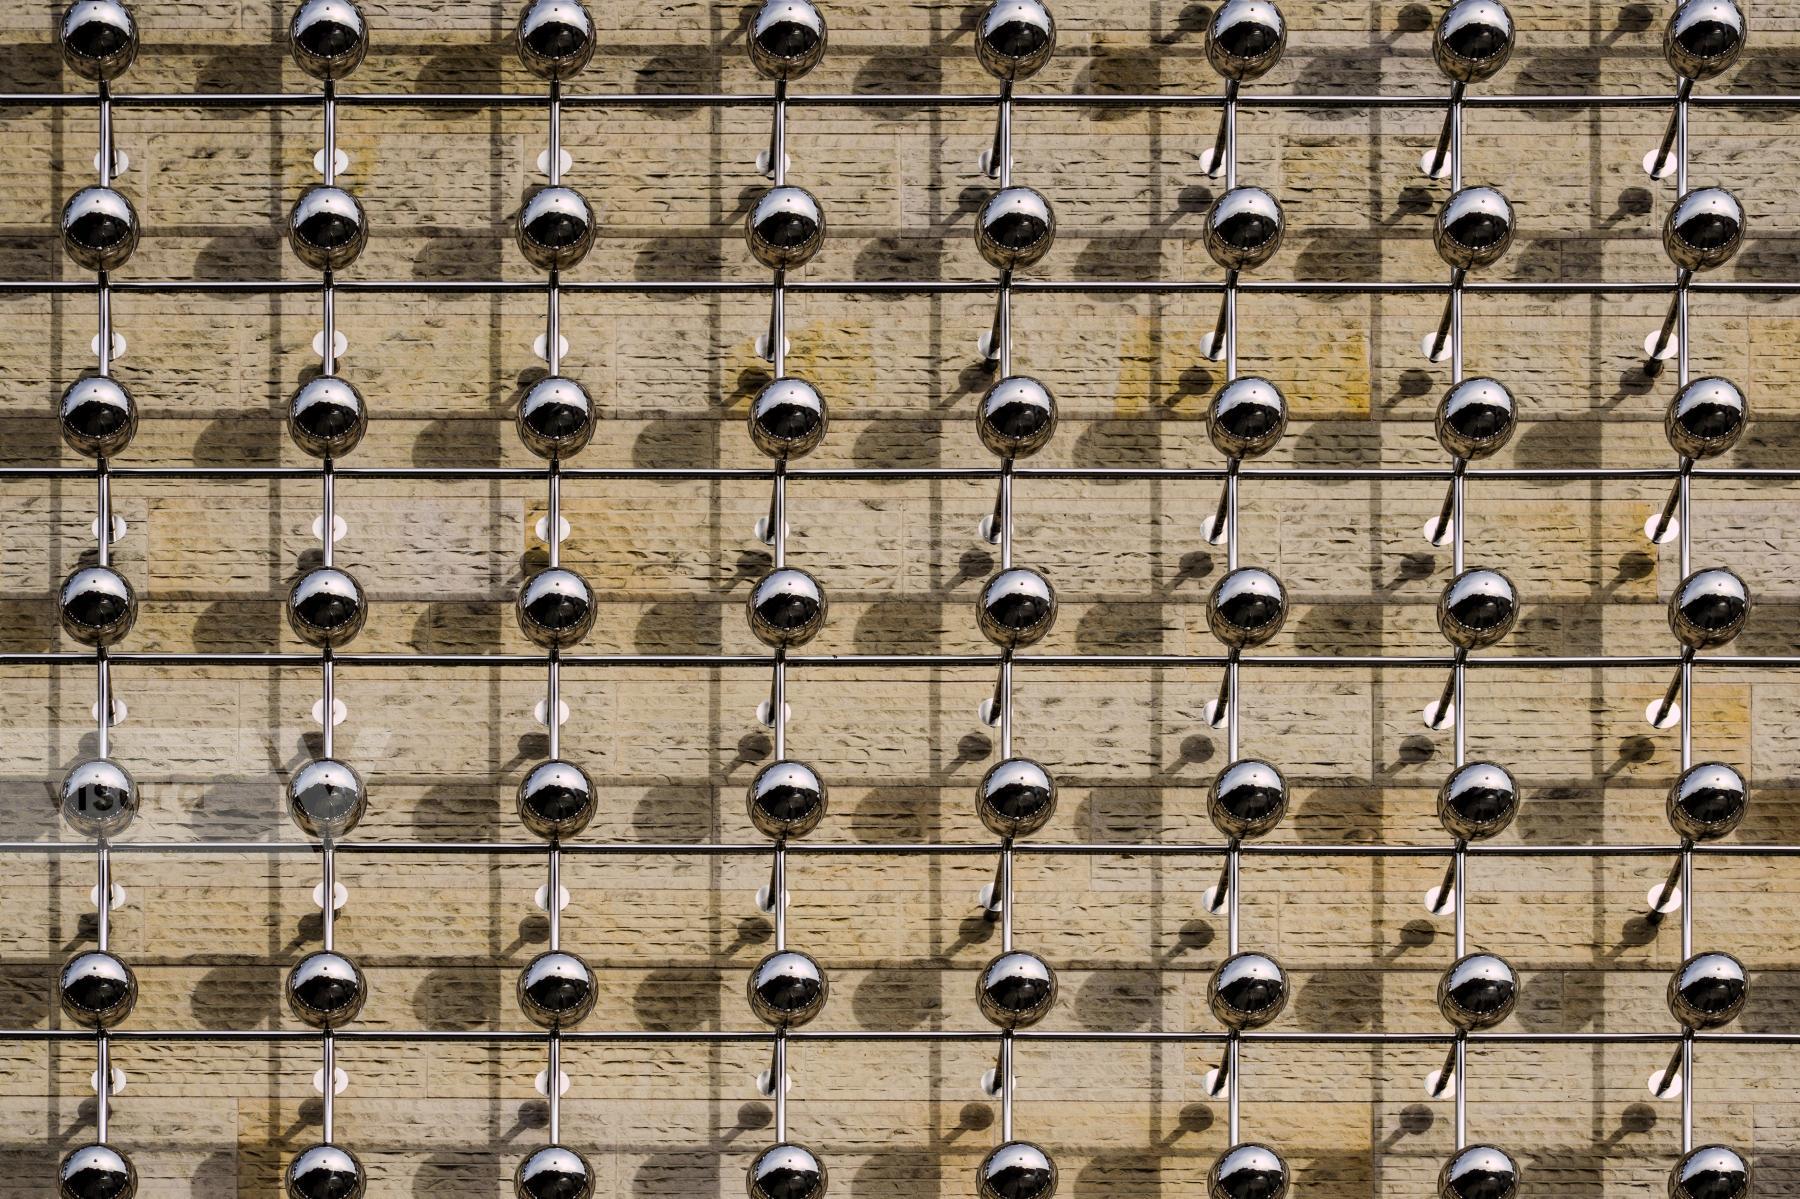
(1668, 567, 1748, 651)
(1434, 186, 1513, 272)
(978, 757, 1056, 837)
(287, 949, 366, 1029)
(1665, 377, 1747, 461)
(977, 567, 1056, 649)
(1209, 1143, 1288, 1199)
(286, 1144, 366, 1199)
(516, 1145, 594, 1199)
(518, 759, 596, 840)
(1438, 1145, 1518, 1199)
(60, 375, 138, 459)
(1209, 376, 1287, 460)
(517, 185, 596, 273)
(518, 375, 595, 461)
(1209, 758, 1287, 839)
(290, 0, 367, 80)
(518, 567, 596, 649)
(59, 565, 136, 648)
(977, 949, 1056, 1028)
(975, 0, 1056, 81)
(289, 375, 367, 459)
(1665, 0, 1745, 82)
(516, 0, 595, 79)
(748, 1143, 828, 1199)
(1667, 762, 1747, 843)
(977, 1142, 1055, 1199)
(749, 0, 827, 80)
(1433, 0, 1514, 84)
(1437, 568, 1517, 652)
(60, 950, 137, 1029)
(62, 187, 139, 273)
(748, 759, 828, 839)
(1206, 0, 1287, 81)
(519, 949, 597, 1029)
(1438, 952, 1517, 1031)
(747, 186, 826, 272)
(1205, 187, 1285, 274)
(1437, 761, 1518, 842)
(59, 1143, 137, 1199)
(60, 758, 137, 838)
(750, 377, 828, 460)
(1436, 377, 1515, 461)
(60, 1, 138, 82)
(289, 185, 367, 273)
(288, 757, 367, 839)
(747, 567, 827, 648)
(1210, 951, 1288, 1031)
(1207, 567, 1287, 650)
(978, 376, 1057, 460)
(289, 566, 366, 649)
(1669, 951, 1747, 1031)
(1669, 1145, 1750, 1199)
(747, 949, 828, 1028)
(976, 187, 1055, 273)
(1664, 188, 1743, 274)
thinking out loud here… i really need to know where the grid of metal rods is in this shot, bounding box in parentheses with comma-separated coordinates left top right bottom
(10, 0, 1792, 1197)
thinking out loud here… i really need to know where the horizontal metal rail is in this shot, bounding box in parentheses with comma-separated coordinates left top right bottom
(2, 465, 1797, 481)
(2, 652, 1795, 668)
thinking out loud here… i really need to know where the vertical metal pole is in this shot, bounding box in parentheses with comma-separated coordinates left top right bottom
(773, 1031, 788, 1140)
(95, 1030, 110, 1142)
(548, 1031, 561, 1143)
(322, 1031, 336, 1141)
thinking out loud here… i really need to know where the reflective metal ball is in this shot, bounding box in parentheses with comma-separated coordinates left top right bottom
(1438, 1144, 1518, 1199)
(1669, 1145, 1750, 1199)
(518, 567, 596, 650)
(747, 186, 826, 272)
(1438, 951, 1517, 1031)
(1206, 0, 1287, 81)
(1205, 187, 1285, 274)
(288, 757, 367, 839)
(978, 757, 1056, 837)
(747, 949, 828, 1028)
(1209, 1143, 1288, 1199)
(518, 759, 596, 840)
(748, 1142, 828, 1199)
(976, 949, 1056, 1028)
(1668, 951, 1747, 1031)
(977, 1142, 1056, 1199)
(287, 949, 366, 1029)
(1667, 762, 1747, 843)
(1207, 567, 1287, 650)
(749, 0, 827, 81)
(289, 375, 367, 459)
(62, 186, 139, 273)
(59, 1143, 137, 1199)
(1210, 951, 1288, 1031)
(519, 949, 597, 1029)
(518, 375, 595, 461)
(1665, 0, 1745, 82)
(1664, 187, 1743, 274)
(60, 758, 137, 838)
(1668, 567, 1748, 651)
(286, 1143, 366, 1199)
(1209, 758, 1287, 840)
(1209, 376, 1287, 460)
(1665, 377, 1746, 461)
(517, 0, 595, 80)
(977, 567, 1057, 649)
(289, 566, 366, 649)
(1433, 0, 1514, 84)
(289, 185, 367, 273)
(1435, 377, 1515, 461)
(1437, 761, 1518, 842)
(290, 0, 367, 80)
(750, 377, 828, 460)
(976, 187, 1055, 273)
(60, 1, 139, 82)
(516, 1145, 594, 1199)
(517, 185, 596, 273)
(975, 0, 1057, 81)
(60, 950, 137, 1029)
(1437, 568, 1517, 652)
(748, 759, 828, 839)
(1434, 186, 1514, 272)
(747, 567, 827, 648)
(978, 376, 1057, 460)
(59, 565, 136, 648)
(60, 375, 138, 459)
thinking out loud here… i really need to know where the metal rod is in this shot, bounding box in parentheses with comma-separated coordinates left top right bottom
(1453, 1035, 1467, 1147)
(322, 1031, 336, 1141)
(1644, 270, 1692, 377)
(766, 269, 786, 372)
(770, 79, 787, 187)
(1426, 81, 1465, 177)
(1648, 78, 1695, 179)
(987, 81, 1012, 183)
(95, 1031, 110, 1141)
(998, 1032, 1014, 1139)
(546, 844, 561, 950)
(1226, 1033, 1240, 1142)
(1427, 269, 1466, 361)
(772, 1031, 787, 1139)
(547, 1032, 561, 1142)
(320, 841, 335, 951)
(1203, 80, 1238, 178)
(1647, 460, 1691, 543)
